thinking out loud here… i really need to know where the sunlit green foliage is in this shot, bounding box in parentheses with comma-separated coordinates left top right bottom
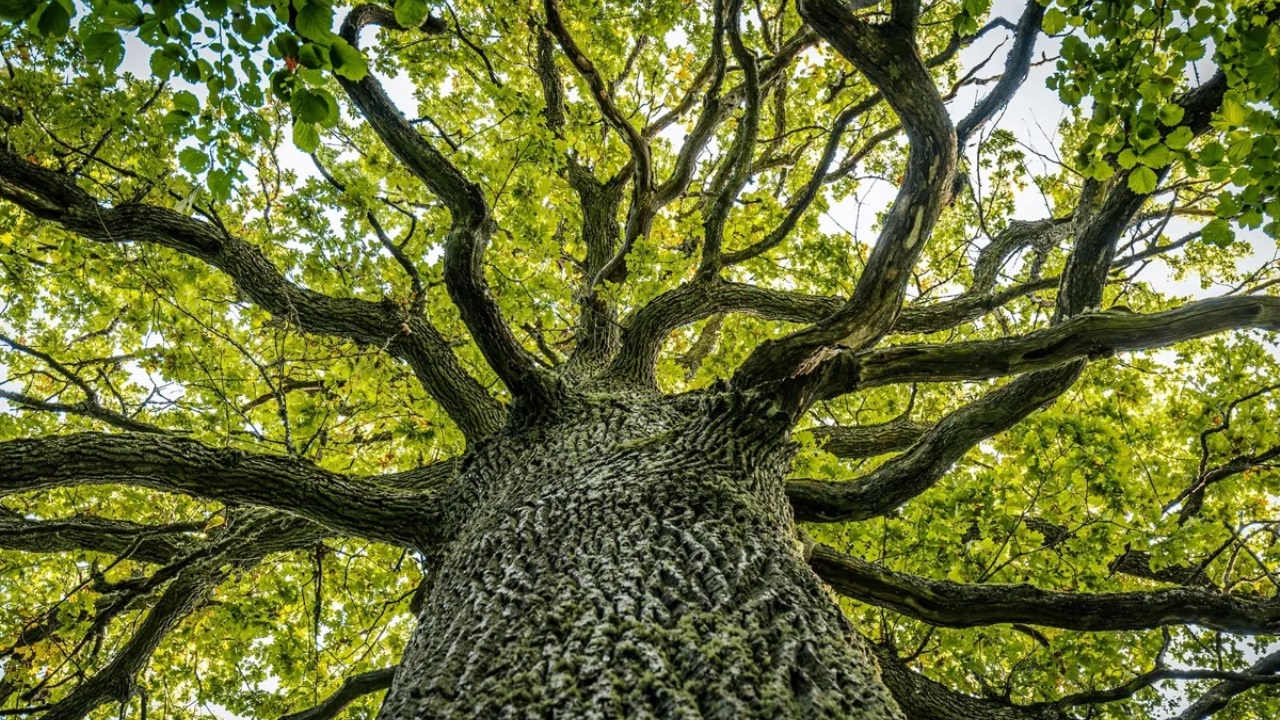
(1, 0, 1279, 718)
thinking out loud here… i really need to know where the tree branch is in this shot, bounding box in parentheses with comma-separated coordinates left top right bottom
(810, 543, 1280, 634)
(530, 24, 626, 375)
(815, 295, 1280, 398)
(543, 0, 655, 293)
(698, 0, 761, 275)
(0, 333, 165, 433)
(0, 512, 197, 565)
(337, 5, 555, 405)
(789, 362, 1082, 522)
(0, 144, 504, 443)
(870, 640, 1071, 720)
(804, 415, 931, 459)
(34, 511, 320, 720)
(1173, 646, 1280, 720)
(785, 60, 1235, 522)
(954, 1, 1045, 146)
(0, 433, 454, 548)
(279, 668, 396, 720)
(735, 0, 959, 390)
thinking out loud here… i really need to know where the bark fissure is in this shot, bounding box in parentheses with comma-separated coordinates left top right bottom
(381, 396, 904, 719)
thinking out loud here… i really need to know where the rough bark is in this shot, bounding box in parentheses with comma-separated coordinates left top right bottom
(378, 396, 903, 719)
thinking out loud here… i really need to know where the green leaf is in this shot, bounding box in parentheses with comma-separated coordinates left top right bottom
(1200, 142, 1225, 165)
(1165, 126, 1194, 150)
(1116, 149, 1138, 169)
(1157, 103, 1185, 126)
(179, 147, 209, 174)
(102, 2, 143, 29)
(0, 0, 39, 21)
(292, 119, 320, 153)
(1139, 144, 1171, 168)
(328, 39, 367, 81)
(82, 31, 124, 67)
(274, 33, 301, 60)
(1202, 218, 1235, 247)
(394, 0, 428, 29)
(1127, 165, 1159, 194)
(172, 90, 201, 116)
(1088, 160, 1115, 181)
(34, 0, 70, 36)
(160, 110, 189, 134)
(1221, 99, 1248, 126)
(1215, 193, 1240, 218)
(208, 168, 233, 200)
(295, 3, 333, 40)
(297, 43, 327, 69)
(290, 88, 337, 125)
(1042, 7, 1067, 34)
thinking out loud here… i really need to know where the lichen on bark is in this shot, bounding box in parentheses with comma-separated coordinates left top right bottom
(379, 394, 903, 719)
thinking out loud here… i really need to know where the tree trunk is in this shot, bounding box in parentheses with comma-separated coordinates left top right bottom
(378, 395, 903, 719)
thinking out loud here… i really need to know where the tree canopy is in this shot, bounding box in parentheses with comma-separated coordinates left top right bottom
(2, 0, 1280, 718)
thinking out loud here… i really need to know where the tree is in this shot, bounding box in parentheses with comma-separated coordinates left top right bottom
(1, 0, 1280, 716)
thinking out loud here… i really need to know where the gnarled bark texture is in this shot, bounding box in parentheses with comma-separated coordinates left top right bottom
(378, 395, 903, 719)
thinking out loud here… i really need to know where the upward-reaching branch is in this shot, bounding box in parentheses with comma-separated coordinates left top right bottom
(35, 511, 321, 720)
(954, 0, 1045, 146)
(735, 0, 958, 396)
(787, 63, 1233, 524)
(0, 143, 504, 443)
(279, 668, 396, 720)
(1173, 646, 1280, 720)
(810, 543, 1280, 635)
(337, 5, 557, 406)
(0, 512, 198, 565)
(533, 25, 627, 375)
(871, 639, 1071, 720)
(698, 0, 762, 275)
(543, 0, 656, 292)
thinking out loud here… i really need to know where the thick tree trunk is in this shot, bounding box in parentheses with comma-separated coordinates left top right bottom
(378, 395, 903, 719)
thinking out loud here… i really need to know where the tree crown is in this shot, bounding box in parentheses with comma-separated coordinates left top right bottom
(2, 0, 1280, 718)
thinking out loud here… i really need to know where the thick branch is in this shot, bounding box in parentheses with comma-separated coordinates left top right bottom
(531, 25, 625, 375)
(871, 641, 1070, 720)
(810, 543, 1280, 634)
(789, 362, 1082, 522)
(607, 279, 840, 384)
(0, 144, 504, 443)
(543, 0, 657, 291)
(782, 60, 1231, 414)
(607, 206, 1193, 384)
(1173, 646, 1280, 720)
(1108, 547, 1219, 589)
(805, 415, 930, 459)
(542, 0, 652, 197)
(0, 513, 197, 565)
(698, 0, 762, 275)
(721, 97, 873, 266)
(817, 295, 1280, 397)
(736, 0, 958, 389)
(0, 433, 452, 548)
(1049, 662, 1280, 710)
(279, 668, 396, 720)
(954, 1, 1045, 145)
(786, 67, 1235, 520)
(35, 512, 319, 720)
(37, 564, 226, 720)
(338, 5, 554, 404)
